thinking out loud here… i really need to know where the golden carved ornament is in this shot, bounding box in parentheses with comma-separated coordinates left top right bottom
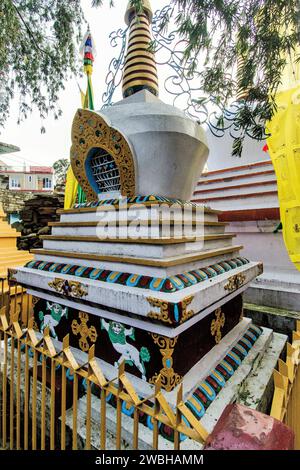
(71, 311, 98, 352)
(8, 268, 17, 284)
(147, 294, 195, 325)
(147, 297, 172, 324)
(149, 333, 182, 392)
(224, 273, 246, 292)
(179, 295, 195, 324)
(70, 108, 136, 201)
(210, 308, 225, 344)
(48, 278, 88, 298)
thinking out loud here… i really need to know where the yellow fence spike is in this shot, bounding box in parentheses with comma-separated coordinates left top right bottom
(287, 342, 293, 358)
(156, 391, 177, 427)
(43, 327, 57, 358)
(177, 383, 183, 405)
(118, 360, 125, 380)
(296, 320, 300, 335)
(27, 317, 40, 347)
(88, 344, 95, 362)
(89, 355, 107, 387)
(155, 374, 162, 395)
(278, 358, 288, 377)
(293, 331, 300, 343)
(12, 321, 23, 339)
(273, 369, 285, 389)
(270, 388, 286, 421)
(278, 358, 291, 388)
(0, 310, 9, 331)
(62, 334, 80, 370)
(119, 373, 140, 406)
(291, 340, 300, 368)
(177, 401, 209, 443)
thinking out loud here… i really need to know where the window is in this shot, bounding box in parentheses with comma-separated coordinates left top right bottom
(43, 177, 52, 189)
(90, 148, 120, 193)
(28, 175, 32, 183)
(10, 178, 20, 188)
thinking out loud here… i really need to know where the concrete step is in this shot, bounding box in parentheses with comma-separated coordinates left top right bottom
(194, 181, 277, 198)
(196, 172, 276, 192)
(59, 208, 221, 225)
(40, 234, 236, 259)
(50, 222, 227, 238)
(199, 160, 274, 183)
(192, 193, 279, 211)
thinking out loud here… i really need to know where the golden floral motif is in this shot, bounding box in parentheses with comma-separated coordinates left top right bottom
(70, 108, 136, 201)
(71, 311, 98, 352)
(179, 295, 195, 324)
(149, 333, 182, 392)
(147, 297, 172, 324)
(147, 295, 195, 325)
(48, 278, 88, 298)
(210, 308, 225, 344)
(224, 273, 246, 292)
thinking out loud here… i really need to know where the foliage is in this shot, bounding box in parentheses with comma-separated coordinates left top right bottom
(116, 0, 300, 155)
(52, 157, 69, 186)
(1, 1, 299, 156)
(0, 0, 85, 131)
(169, 0, 300, 155)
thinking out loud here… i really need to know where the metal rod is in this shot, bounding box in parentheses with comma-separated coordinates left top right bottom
(72, 372, 78, 450)
(61, 364, 66, 450)
(32, 349, 38, 450)
(24, 342, 29, 450)
(41, 353, 46, 450)
(9, 333, 15, 450)
(86, 379, 92, 450)
(100, 388, 106, 450)
(16, 339, 21, 450)
(50, 358, 56, 450)
(2, 332, 7, 448)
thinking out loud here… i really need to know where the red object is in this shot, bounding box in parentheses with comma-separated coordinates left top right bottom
(84, 52, 94, 61)
(218, 207, 280, 222)
(263, 143, 269, 152)
(204, 403, 294, 450)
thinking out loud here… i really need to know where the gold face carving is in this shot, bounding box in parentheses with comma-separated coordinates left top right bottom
(70, 108, 136, 201)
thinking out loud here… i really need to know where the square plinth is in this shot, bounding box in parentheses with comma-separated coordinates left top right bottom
(30, 292, 244, 391)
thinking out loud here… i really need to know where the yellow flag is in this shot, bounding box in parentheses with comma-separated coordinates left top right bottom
(266, 45, 300, 271)
(64, 166, 79, 210)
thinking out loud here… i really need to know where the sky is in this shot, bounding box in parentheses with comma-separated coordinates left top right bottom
(0, 0, 168, 168)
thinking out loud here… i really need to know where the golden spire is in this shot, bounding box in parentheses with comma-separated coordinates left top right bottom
(122, 0, 159, 98)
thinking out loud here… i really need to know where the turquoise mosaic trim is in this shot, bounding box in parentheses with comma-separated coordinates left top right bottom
(25, 257, 249, 294)
(74, 195, 200, 208)
(116, 324, 262, 442)
(78, 324, 262, 442)
(21, 323, 262, 443)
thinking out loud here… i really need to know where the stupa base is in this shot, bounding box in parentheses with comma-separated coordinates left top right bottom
(59, 325, 286, 450)
(28, 289, 248, 392)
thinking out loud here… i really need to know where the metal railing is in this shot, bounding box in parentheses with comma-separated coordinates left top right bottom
(270, 320, 300, 450)
(0, 279, 209, 450)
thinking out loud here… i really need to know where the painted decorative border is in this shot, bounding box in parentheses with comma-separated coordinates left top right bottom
(181, 326, 262, 428)
(106, 324, 263, 442)
(73, 195, 200, 209)
(25, 257, 249, 294)
(70, 109, 136, 200)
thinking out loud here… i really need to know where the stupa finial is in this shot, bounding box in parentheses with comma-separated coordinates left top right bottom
(122, 0, 159, 98)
